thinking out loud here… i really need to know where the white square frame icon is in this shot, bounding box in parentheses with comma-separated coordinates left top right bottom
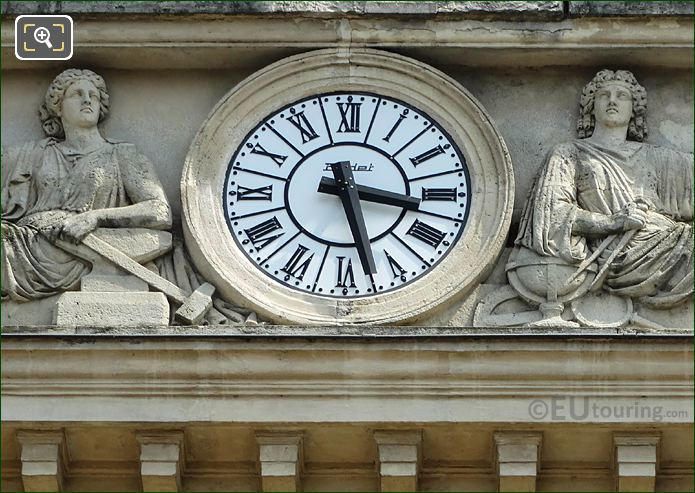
(15, 14, 74, 61)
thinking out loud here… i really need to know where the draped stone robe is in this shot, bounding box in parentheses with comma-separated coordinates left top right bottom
(2, 138, 135, 301)
(1, 138, 256, 324)
(516, 139, 693, 308)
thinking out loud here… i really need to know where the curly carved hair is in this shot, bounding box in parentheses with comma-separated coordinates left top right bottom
(577, 69, 647, 142)
(39, 69, 109, 139)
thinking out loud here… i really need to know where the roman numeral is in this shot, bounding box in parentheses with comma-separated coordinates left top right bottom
(383, 109, 408, 142)
(335, 256, 356, 288)
(406, 219, 446, 248)
(281, 244, 314, 281)
(249, 143, 288, 167)
(287, 111, 319, 143)
(237, 184, 272, 201)
(337, 102, 361, 133)
(243, 216, 284, 251)
(422, 187, 456, 201)
(384, 250, 407, 281)
(410, 145, 445, 167)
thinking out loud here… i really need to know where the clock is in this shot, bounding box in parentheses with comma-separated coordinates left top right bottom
(222, 92, 470, 299)
(182, 49, 513, 325)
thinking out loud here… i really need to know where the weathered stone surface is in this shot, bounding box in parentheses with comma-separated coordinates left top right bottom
(374, 431, 422, 492)
(2, 334, 692, 490)
(53, 292, 169, 327)
(136, 431, 184, 492)
(256, 432, 303, 492)
(494, 432, 542, 492)
(569, 1, 694, 17)
(475, 69, 694, 330)
(613, 435, 660, 492)
(16, 430, 66, 493)
(1, 1, 563, 18)
(181, 47, 514, 325)
(1, 68, 254, 327)
(7, 1, 690, 18)
(2, 324, 692, 338)
(174, 283, 214, 326)
(80, 274, 149, 292)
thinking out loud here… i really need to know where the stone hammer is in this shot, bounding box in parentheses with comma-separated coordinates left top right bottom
(76, 233, 215, 325)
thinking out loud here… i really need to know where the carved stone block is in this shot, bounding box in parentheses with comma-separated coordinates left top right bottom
(54, 292, 169, 327)
(374, 430, 422, 492)
(494, 432, 542, 492)
(255, 432, 304, 492)
(16, 430, 66, 492)
(136, 431, 185, 492)
(80, 273, 149, 292)
(614, 435, 660, 492)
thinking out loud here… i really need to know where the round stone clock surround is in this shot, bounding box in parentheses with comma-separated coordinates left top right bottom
(182, 48, 514, 325)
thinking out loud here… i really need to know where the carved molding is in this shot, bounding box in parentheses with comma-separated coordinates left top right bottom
(2, 335, 691, 423)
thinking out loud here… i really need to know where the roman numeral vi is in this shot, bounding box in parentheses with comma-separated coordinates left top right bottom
(335, 256, 356, 288)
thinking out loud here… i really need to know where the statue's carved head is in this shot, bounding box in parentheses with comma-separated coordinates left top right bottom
(39, 69, 110, 139)
(577, 69, 647, 142)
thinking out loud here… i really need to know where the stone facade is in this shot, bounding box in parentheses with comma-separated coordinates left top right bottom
(1, 1, 693, 491)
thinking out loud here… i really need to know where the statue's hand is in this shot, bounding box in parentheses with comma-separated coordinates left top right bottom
(59, 211, 100, 244)
(612, 202, 647, 232)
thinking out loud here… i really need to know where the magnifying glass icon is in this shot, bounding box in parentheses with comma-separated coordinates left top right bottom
(33, 27, 53, 49)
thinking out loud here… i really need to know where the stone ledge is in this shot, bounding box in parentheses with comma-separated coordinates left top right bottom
(4, 2, 693, 18)
(1, 1, 564, 18)
(1, 324, 693, 339)
(2, 332, 691, 424)
(568, 1, 694, 17)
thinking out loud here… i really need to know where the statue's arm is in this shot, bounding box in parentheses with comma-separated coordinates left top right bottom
(518, 142, 643, 261)
(573, 209, 629, 237)
(655, 146, 694, 222)
(90, 144, 172, 230)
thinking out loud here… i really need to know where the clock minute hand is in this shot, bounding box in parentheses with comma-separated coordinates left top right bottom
(318, 177, 421, 211)
(328, 161, 377, 275)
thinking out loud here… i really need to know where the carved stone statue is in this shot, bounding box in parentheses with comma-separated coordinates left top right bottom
(476, 70, 693, 328)
(1, 69, 257, 325)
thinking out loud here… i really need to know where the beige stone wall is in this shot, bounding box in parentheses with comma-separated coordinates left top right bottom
(3, 66, 692, 224)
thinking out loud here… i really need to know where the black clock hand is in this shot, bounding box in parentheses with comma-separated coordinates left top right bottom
(318, 177, 421, 211)
(328, 161, 377, 275)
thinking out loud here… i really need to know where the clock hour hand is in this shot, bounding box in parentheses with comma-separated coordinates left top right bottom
(318, 177, 421, 211)
(328, 161, 377, 275)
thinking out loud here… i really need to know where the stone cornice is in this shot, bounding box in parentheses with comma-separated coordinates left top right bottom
(2, 325, 692, 338)
(3, 1, 693, 18)
(1, 16, 692, 69)
(2, 330, 692, 423)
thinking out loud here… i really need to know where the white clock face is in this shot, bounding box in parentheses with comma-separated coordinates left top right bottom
(223, 92, 471, 298)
